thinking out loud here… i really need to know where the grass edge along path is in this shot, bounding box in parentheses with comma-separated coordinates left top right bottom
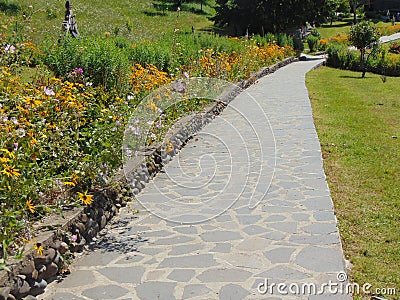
(306, 66, 399, 300)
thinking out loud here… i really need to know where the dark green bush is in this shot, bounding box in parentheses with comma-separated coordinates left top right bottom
(43, 36, 131, 91)
(293, 36, 304, 52)
(307, 35, 320, 53)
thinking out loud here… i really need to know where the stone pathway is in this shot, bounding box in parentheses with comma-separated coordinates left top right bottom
(42, 58, 352, 300)
(379, 32, 400, 43)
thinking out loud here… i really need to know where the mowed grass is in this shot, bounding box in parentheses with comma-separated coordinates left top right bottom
(318, 19, 394, 39)
(1, 0, 215, 42)
(306, 67, 400, 299)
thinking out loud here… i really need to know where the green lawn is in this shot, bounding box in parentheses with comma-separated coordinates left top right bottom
(1, 0, 215, 42)
(306, 67, 400, 299)
(317, 19, 394, 39)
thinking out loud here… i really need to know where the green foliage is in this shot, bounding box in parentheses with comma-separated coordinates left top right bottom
(42, 37, 131, 91)
(349, 21, 380, 77)
(213, 0, 330, 35)
(307, 35, 320, 53)
(275, 33, 293, 48)
(293, 36, 305, 52)
(326, 43, 400, 76)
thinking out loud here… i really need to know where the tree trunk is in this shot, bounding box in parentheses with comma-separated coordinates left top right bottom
(360, 48, 366, 77)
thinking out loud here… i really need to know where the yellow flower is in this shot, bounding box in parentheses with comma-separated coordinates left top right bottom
(33, 243, 44, 256)
(26, 199, 35, 213)
(77, 191, 93, 205)
(24, 97, 42, 108)
(0, 157, 10, 163)
(64, 181, 76, 187)
(1, 165, 21, 178)
(0, 148, 15, 159)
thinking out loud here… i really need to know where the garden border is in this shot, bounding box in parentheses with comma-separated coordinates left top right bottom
(0, 57, 296, 299)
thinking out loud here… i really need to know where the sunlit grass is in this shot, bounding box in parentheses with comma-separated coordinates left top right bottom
(307, 66, 400, 299)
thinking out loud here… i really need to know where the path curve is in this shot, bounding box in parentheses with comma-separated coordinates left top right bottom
(43, 58, 352, 300)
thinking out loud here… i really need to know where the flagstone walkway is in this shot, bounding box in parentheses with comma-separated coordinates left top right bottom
(42, 57, 352, 300)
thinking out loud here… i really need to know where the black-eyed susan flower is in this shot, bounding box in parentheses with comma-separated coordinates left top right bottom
(26, 199, 35, 214)
(77, 191, 93, 205)
(1, 164, 21, 178)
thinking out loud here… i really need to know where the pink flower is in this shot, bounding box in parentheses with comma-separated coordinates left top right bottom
(44, 86, 55, 96)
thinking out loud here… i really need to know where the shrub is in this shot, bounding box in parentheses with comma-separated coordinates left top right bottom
(307, 35, 320, 53)
(43, 37, 131, 91)
(293, 36, 304, 53)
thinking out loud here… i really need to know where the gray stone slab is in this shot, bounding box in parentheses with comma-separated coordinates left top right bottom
(98, 266, 145, 284)
(197, 268, 252, 282)
(219, 284, 250, 300)
(268, 222, 297, 233)
(56, 270, 95, 288)
(289, 234, 340, 245)
(158, 254, 216, 268)
(295, 246, 345, 272)
(255, 266, 309, 280)
(243, 225, 268, 235)
(168, 244, 204, 256)
(136, 282, 176, 300)
(303, 223, 338, 234)
(210, 243, 232, 253)
(264, 248, 296, 263)
(200, 231, 243, 242)
(182, 284, 213, 299)
(153, 235, 195, 245)
(173, 226, 198, 234)
(76, 250, 121, 267)
(50, 293, 86, 299)
(167, 269, 196, 282)
(82, 285, 129, 299)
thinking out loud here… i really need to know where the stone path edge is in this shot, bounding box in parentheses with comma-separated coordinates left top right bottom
(0, 56, 298, 299)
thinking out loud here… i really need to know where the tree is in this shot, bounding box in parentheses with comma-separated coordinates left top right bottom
(213, 0, 331, 35)
(349, 20, 380, 77)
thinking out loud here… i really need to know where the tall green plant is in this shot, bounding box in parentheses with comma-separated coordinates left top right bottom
(349, 21, 380, 77)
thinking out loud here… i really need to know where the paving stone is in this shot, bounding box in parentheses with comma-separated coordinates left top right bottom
(200, 231, 243, 242)
(236, 214, 262, 225)
(98, 266, 145, 284)
(210, 243, 232, 253)
(153, 235, 195, 245)
(115, 254, 145, 264)
(292, 213, 311, 221)
(57, 270, 95, 288)
(313, 211, 336, 222)
(237, 237, 272, 251)
(289, 234, 340, 245)
(301, 197, 333, 210)
(76, 250, 120, 267)
(173, 226, 198, 234)
(219, 284, 250, 300)
(182, 284, 212, 299)
(49, 293, 86, 299)
(142, 230, 174, 237)
(136, 282, 176, 300)
(168, 244, 204, 256)
(268, 222, 297, 233)
(263, 231, 287, 241)
(158, 254, 216, 268)
(243, 225, 268, 235)
(167, 269, 195, 282)
(295, 246, 344, 272)
(264, 215, 287, 222)
(302, 223, 337, 234)
(264, 248, 296, 263)
(82, 285, 129, 299)
(255, 266, 309, 280)
(197, 268, 252, 282)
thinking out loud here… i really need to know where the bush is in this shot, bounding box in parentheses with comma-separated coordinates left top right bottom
(43, 37, 131, 91)
(307, 35, 320, 53)
(326, 43, 359, 70)
(276, 33, 293, 48)
(293, 36, 304, 53)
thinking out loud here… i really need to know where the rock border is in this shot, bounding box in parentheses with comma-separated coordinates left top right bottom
(0, 57, 296, 300)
